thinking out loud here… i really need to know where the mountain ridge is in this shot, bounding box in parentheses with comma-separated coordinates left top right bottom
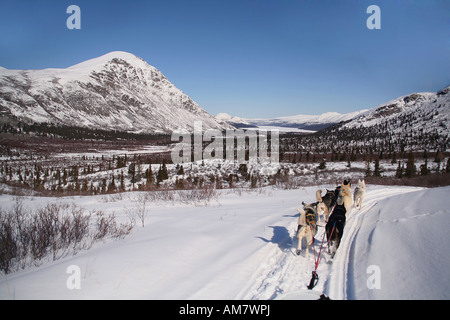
(216, 86, 449, 135)
(340, 86, 450, 134)
(0, 52, 232, 134)
(216, 109, 369, 132)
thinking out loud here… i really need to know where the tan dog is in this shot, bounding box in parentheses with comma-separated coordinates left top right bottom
(296, 203, 317, 257)
(316, 201, 328, 224)
(338, 181, 352, 214)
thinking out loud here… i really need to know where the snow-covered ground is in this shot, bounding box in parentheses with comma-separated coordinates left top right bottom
(0, 184, 449, 300)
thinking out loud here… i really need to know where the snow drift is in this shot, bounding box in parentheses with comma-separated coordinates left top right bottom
(341, 187, 450, 299)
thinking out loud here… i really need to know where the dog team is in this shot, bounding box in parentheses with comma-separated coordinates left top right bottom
(296, 179, 366, 258)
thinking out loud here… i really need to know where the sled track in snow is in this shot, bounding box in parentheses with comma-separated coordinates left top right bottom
(237, 221, 312, 300)
(238, 187, 423, 300)
(323, 201, 376, 299)
(238, 219, 331, 300)
(324, 187, 422, 299)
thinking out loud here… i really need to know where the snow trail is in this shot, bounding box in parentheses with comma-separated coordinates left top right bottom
(237, 185, 424, 300)
(323, 186, 424, 299)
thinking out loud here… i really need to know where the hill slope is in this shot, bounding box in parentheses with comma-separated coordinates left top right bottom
(341, 87, 450, 136)
(278, 86, 450, 156)
(0, 51, 232, 134)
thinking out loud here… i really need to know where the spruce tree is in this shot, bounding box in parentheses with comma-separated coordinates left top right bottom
(82, 179, 89, 193)
(395, 161, 404, 179)
(108, 175, 116, 192)
(365, 160, 372, 177)
(120, 171, 125, 191)
(228, 174, 233, 188)
(146, 166, 154, 185)
(318, 159, 326, 170)
(156, 162, 169, 185)
(128, 163, 136, 185)
(160, 162, 168, 180)
(405, 152, 416, 178)
(373, 159, 381, 177)
(420, 159, 430, 176)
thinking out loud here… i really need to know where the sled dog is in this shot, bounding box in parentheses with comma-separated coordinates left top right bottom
(296, 202, 318, 257)
(353, 179, 366, 210)
(337, 180, 352, 214)
(325, 203, 347, 258)
(316, 189, 336, 223)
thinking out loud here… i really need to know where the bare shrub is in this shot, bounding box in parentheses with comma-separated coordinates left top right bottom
(135, 194, 149, 227)
(93, 211, 131, 240)
(0, 208, 17, 274)
(0, 200, 133, 274)
(176, 184, 218, 205)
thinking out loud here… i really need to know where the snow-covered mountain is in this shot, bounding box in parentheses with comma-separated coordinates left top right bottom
(340, 86, 450, 136)
(0, 51, 232, 134)
(219, 85, 449, 136)
(217, 110, 368, 132)
(295, 86, 450, 154)
(214, 112, 257, 128)
(275, 86, 449, 155)
(249, 110, 368, 131)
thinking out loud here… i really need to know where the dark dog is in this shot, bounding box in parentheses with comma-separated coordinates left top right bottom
(316, 189, 336, 223)
(322, 189, 337, 209)
(325, 203, 347, 258)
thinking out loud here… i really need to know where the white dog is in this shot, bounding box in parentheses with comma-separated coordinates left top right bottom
(296, 204, 317, 257)
(353, 179, 366, 210)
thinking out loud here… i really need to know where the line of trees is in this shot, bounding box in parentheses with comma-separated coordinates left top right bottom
(1, 121, 172, 143)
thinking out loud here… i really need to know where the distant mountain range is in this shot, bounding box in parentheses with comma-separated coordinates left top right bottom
(0, 51, 232, 134)
(217, 87, 449, 137)
(215, 110, 368, 132)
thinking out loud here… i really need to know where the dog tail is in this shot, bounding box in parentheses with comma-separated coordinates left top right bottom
(316, 190, 323, 202)
(297, 208, 306, 226)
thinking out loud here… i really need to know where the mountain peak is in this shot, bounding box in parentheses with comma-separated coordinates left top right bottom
(0, 52, 232, 133)
(68, 51, 144, 70)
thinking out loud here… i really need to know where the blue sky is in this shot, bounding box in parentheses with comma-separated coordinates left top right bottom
(0, 0, 448, 118)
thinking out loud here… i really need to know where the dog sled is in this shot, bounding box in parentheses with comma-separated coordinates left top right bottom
(276, 290, 330, 300)
(296, 180, 358, 291)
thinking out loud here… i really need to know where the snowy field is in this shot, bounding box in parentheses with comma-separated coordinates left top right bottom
(0, 183, 449, 300)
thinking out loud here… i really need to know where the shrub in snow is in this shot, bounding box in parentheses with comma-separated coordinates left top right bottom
(0, 198, 133, 274)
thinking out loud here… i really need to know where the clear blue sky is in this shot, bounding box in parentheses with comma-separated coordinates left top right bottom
(0, 0, 449, 118)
